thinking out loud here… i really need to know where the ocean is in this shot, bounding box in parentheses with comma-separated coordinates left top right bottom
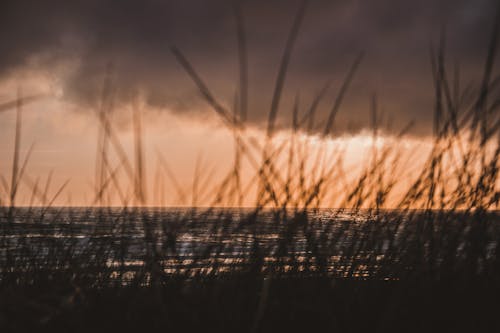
(1, 207, 499, 284)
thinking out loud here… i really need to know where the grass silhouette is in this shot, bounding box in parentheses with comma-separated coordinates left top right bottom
(1, 1, 500, 332)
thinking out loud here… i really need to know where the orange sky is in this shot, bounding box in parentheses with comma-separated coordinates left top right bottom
(0, 76, 435, 208)
(1, 0, 498, 209)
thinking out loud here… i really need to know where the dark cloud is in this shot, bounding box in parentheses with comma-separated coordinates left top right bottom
(0, 0, 497, 136)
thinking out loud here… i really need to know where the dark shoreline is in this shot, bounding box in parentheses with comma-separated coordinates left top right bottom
(2, 276, 499, 333)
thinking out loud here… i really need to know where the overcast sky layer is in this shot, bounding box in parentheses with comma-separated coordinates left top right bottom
(0, 0, 497, 136)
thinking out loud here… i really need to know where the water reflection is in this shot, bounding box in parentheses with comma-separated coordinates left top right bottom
(1, 207, 498, 285)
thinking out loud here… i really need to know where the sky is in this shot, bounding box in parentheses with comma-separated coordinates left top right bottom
(0, 0, 498, 206)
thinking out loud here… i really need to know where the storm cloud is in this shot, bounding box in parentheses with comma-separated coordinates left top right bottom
(0, 0, 497, 136)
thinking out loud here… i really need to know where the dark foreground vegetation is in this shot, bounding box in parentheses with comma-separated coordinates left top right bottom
(0, 208, 499, 332)
(2, 275, 499, 332)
